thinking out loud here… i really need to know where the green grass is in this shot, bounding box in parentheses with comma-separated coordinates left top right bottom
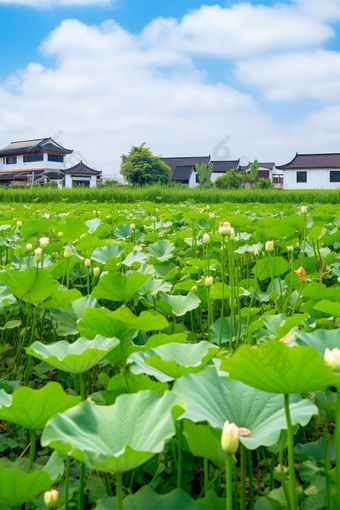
(0, 184, 340, 204)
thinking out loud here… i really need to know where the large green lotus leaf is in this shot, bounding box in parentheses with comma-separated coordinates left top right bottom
(50, 295, 100, 335)
(59, 218, 89, 241)
(294, 329, 340, 356)
(182, 419, 225, 468)
(20, 218, 51, 239)
(294, 437, 336, 461)
(122, 251, 148, 267)
(27, 335, 120, 374)
(146, 240, 175, 262)
(107, 372, 168, 396)
(138, 333, 187, 352)
(313, 300, 340, 317)
(138, 276, 172, 296)
(196, 490, 226, 510)
(38, 288, 82, 309)
(128, 342, 218, 381)
(0, 382, 80, 430)
(0, 267, 59, 304)
(252, 257, 288, 281)
(0, 284, 16, 312)
(114, 223, 133, 239)
(0, 465, 54, 508)
(173, 369, 317, 449)
(86, 218, 102, 233)
(91, 244, 125, 264)
(314, 388, 337, 421)
(210, 317, 243, 344)
(92, 272, 151, 302)
(156, 292, 201, 317)
(96, 486, 201, 509)
(42, 390, 185, 473)
(220, 340, 339, 393)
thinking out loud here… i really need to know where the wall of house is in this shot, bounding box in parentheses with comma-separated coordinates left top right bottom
(188, 172, 228, 188)
(64, 175, 97, 188)
(0, 154, 64, 172)
(64, 175, 72, 188)
(283, 169, 340, 190)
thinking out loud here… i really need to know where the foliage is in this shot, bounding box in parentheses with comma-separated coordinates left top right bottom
(249, 159, 259, 180)
(120, 143, 171, 185)
(195, 162, 213, 188)
(214, 169, 250, 189)
(254, 177, 273, 189)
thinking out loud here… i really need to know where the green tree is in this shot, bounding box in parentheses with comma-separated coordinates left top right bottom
(254, 178, 273, 189)
(120, 143, 171, 185)
(249, 159, 259, 181)
(215, 169, 250, 190)
(195, 162, 213, 188)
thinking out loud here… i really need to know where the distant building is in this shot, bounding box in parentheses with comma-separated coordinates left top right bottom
(0, 137, 102, 188)
(277, 153, 340, 190)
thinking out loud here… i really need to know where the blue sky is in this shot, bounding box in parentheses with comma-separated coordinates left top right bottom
(1, 0, 340, 175)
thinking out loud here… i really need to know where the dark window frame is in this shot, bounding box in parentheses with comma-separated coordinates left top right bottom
(5, 157, 17, 165)
(296, 171, 307, 183)
(330, 171, 340, 183)
(23, 154, 44, 163)
(48, 154, 64, 163)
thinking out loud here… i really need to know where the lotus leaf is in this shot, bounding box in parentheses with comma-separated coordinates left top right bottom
(114, 223, 133, 239)
(91, 244, 125, 264)
(92, 272, 151, 302)
(27, 335, 120, 374)
(0, 382, 80, 430)
(156, 292, 201, 317)
(0, 267, 59, 304)
(146, 240, 175, 261)
(220, 340, 339, 393)
(59, 218, 89, 241)
(50, 295, 100, 335)
(42, 390, 185, 473)
(0, 465, 54, 507)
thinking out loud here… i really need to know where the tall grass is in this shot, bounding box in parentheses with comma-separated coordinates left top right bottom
(0, 185, 339, 204)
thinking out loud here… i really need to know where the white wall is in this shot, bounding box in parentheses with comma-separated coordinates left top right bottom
(0, 153, 64, 172)
(188, 171, 228, 188)
(283, 169, 340, 190)
(64, 174, 72, 188)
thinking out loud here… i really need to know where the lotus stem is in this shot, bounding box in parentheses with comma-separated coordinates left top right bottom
(268, 253, 277, 314)
(336, 389, 340, 509)
(227, 238, 235, 350)
(26, 429, 36, 473)
(177, 420, 183, 489)
(269, 450, 275, 491)
(324, 418, 331, 510)
(87, 268, 90, 297)
(207, 287, 211, 342)
(279, 433, 290, 508)
(283, 252, 294, 313)
(104, 472, 113, 496)
(225, 454, 232, 510)
(204, 457, 209, 496)
(301, 211, 306, 269)
(291, 281, 304, 315)
(116, 471, 124, 510)
(284, 394, 297, 509)
(219, 236, 225, 346)
(79, 462, 86, 510)
(64, 455, 70, 510)
(79, 372, 85, 401)
(240, 443, 247, 510)
(247, 450, 254, 509)
(66, 258, 70, 289)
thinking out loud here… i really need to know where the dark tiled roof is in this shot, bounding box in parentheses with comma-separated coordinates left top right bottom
(0, 138, 73, 156)
(277, 153, 340, 170)
(210, 160, 240, 172)
(258, 162, 275, 170)
(172, 166, 194, 180)
(62, 160, 101, 176)
(44, 170, 65, 179)
(161, 156, 210, 177)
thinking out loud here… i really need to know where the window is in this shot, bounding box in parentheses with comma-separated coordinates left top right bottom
(5, 157, 17, 165)
(195, 173, 199, 183)
(23, 154, 43, 163)
(330, 171, 340, 182)
(296, 171, 307, 183)
(48, 154, 63, 163)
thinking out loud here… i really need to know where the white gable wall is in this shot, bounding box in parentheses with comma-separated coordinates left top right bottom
(0, 154, 63, 172)
(284, 168, 340, 190)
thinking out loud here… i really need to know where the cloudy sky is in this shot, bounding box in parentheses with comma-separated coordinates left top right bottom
(1, 0, 340, 176)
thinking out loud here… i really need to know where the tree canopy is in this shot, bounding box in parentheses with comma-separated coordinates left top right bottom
(120, 143, 171, 185)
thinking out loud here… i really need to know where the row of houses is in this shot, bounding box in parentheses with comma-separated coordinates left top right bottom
(0, 137, 340, 190)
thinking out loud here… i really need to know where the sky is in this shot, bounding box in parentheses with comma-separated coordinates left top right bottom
(1, 0, 340, 177)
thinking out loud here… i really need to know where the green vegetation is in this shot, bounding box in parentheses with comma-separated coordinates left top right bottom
(215, 169, 250, 189)
(195, 162, 214, 188)
(120, 143, 171, 185)
(0, 201, 339, 509)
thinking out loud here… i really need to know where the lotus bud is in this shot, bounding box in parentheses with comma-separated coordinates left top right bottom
(16, 220, 22, 227)
(34, 247, 42, 261)
(265, 240, 274, 252)
(44, 489, 59, 509)
(209, 212, 215, 219)
(84, 259, 91, 267)
(221, 420, 239, 455)
(301, 206, 307, 214)
(151, 216, 157, 222)
(206, 205, 210, 210)
(276, 464, 288, 474)
(64, 247, 72, 258)
(324, 347, 340, 371)
(93, 267, 100, 277)
(191, 286, 198, 293)
(140, 243, 147, 251)
(230, 227, 235, 241)
(131, 224, 136, 230)
(338, 276, 340, 284)
(254, 248, 259, 256)
(219, 222, 231, 237)
(294, 266, 306, 282)
(39, 237, 49, 248)
(287, 245, 294, 252)
(304, 485, 318, 497)
(200, 208, 205, 214)
(203, 233, 210, 244)
(58, 232, 63, 237)
(26, 243, 32, 251)
(205, 276, 214, 287)
(156, 208, 159, 212)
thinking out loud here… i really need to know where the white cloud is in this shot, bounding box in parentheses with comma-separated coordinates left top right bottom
(235, 49, 340, 102)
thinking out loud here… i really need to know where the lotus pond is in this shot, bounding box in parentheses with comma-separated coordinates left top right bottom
(0, 201, 340, 509)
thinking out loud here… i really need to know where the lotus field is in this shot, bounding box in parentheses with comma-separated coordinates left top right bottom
(0, 201, 340, 510)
